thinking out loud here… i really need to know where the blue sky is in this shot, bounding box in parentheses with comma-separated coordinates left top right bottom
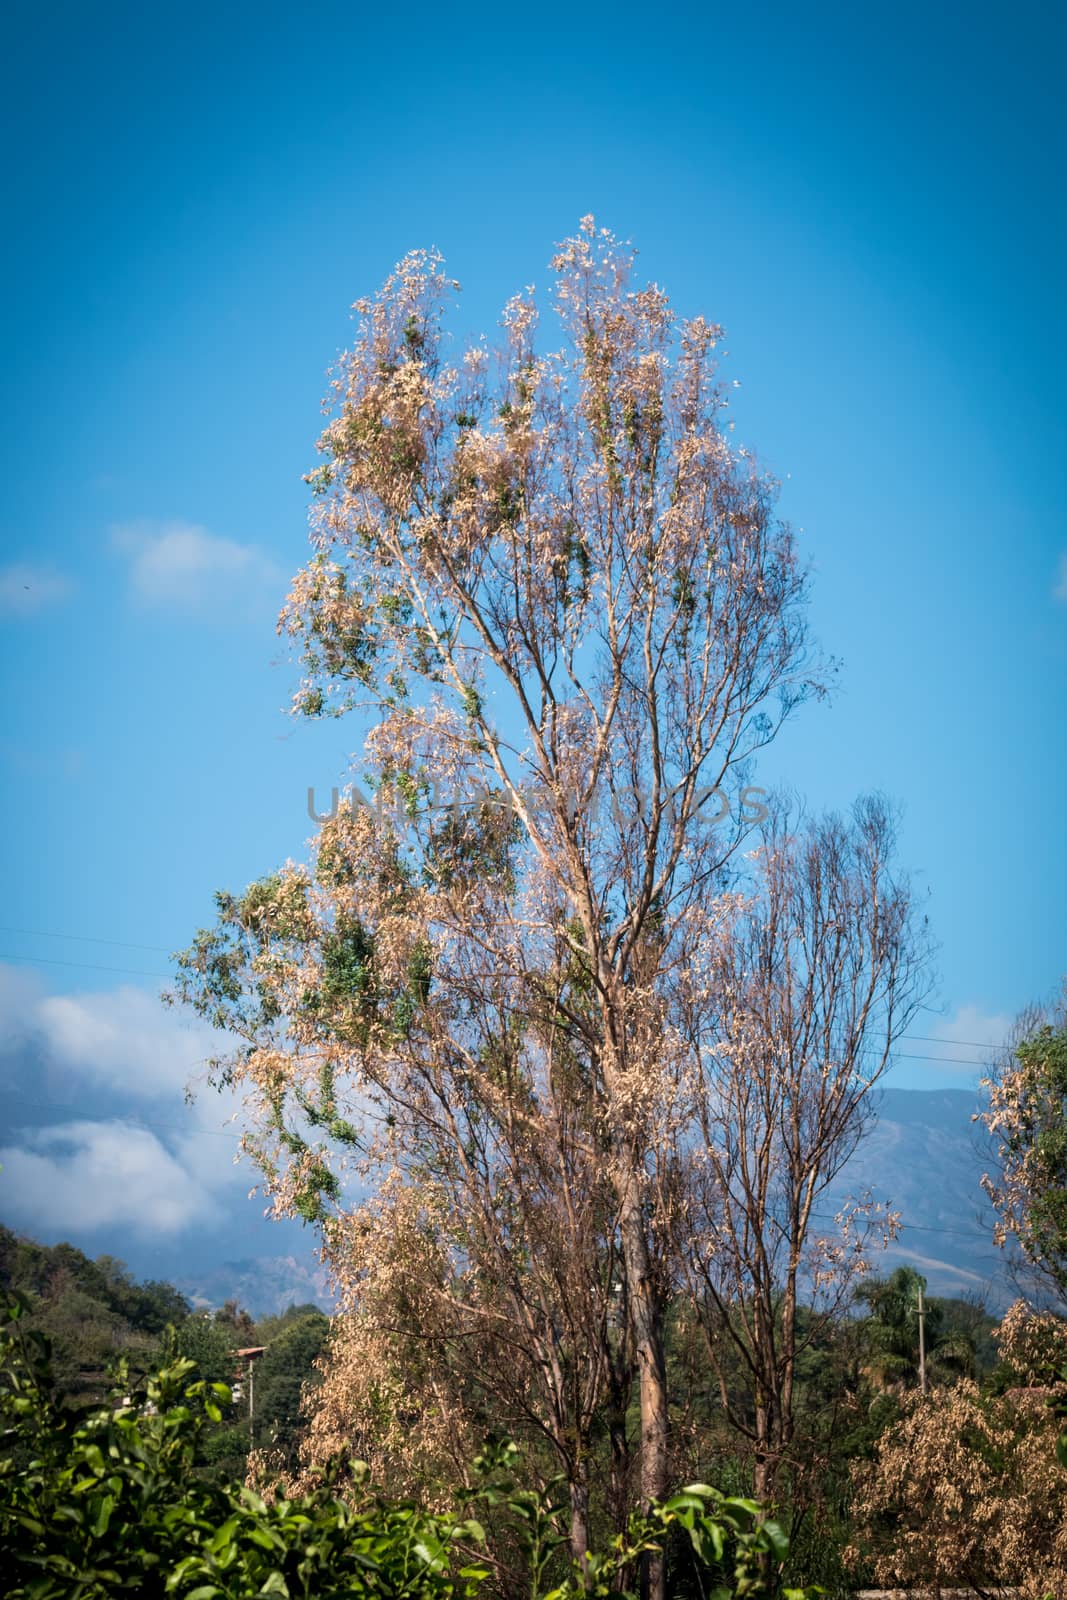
(0, 0, 1063, 1278)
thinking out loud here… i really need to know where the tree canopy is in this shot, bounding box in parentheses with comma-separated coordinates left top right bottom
(175, 221, 928, 1592)
(983, 1003, 1067, 1307)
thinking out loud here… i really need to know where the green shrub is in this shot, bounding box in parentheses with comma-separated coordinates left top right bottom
(0, 1293, 813, 1599)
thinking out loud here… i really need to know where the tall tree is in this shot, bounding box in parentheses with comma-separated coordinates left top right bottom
(669, 800, 928, 1501)
(177, 219, 825, 1591)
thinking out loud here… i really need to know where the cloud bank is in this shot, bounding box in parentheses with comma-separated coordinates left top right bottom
(0, 1121, 220, 1234)
(0, 963, 248, 1240)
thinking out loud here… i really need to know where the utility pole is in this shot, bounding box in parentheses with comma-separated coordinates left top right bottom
(236, 1346, 266, 1451)
(917, 1287, 927, 1396)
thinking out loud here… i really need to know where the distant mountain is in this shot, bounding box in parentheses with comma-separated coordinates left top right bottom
(830, 1086, 1009, 1304)
(2, 1084, 1008, 1317)
(175, 1254, 335, 1320)
(181, 1090, 1005, 1318)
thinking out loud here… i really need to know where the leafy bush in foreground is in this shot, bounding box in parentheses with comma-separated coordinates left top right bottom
(0, 1293, 811, 1598)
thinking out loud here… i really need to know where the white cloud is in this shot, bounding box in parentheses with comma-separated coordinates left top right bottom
(1055, 552, 1067, 603)
(0, 562, 73, 616)
(0, 962, 252, 1239)
(36, 984, 215, 1099)
(111, 520, 282, 613)
(0, 1121, 220, 1234)
(924, 1003, 1013, 1073)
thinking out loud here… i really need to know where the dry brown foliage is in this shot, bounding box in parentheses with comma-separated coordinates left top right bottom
(847, 1301, 1067, 1598)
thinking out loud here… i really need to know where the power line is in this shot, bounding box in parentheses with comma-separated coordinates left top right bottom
(0, 930, 1017, 1061)
(886, 1052, 993, 1068)
(0, 925, 174, 955)
(0, 930, 1018, 1040)
(0, 947, 1004, 1062)
(890, 1033, 1005, 1051)
(0, 949, 1004, 1065)
(0, 930, 1020, 1053)
(877, 1218, 996, 1245)
(0, 951, 173, 981)
(809, 1208, 998, 1247)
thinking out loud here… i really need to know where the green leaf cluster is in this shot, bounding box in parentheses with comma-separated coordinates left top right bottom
(1, 1295, 812, 1599)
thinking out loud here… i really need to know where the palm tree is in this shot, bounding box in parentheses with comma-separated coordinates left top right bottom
(853, 1267, 976, 1391)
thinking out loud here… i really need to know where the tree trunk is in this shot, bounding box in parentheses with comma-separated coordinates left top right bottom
(752, 1445, 773, 1505)
(569, 1475, 590, 1577)
(617, 1181, 668, 1600)
(608, 1402, 631, 1534)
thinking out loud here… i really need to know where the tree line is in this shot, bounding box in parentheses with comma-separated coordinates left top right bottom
(6, 1212, 1065, 1593)
(0, 1225, 328, 1478)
